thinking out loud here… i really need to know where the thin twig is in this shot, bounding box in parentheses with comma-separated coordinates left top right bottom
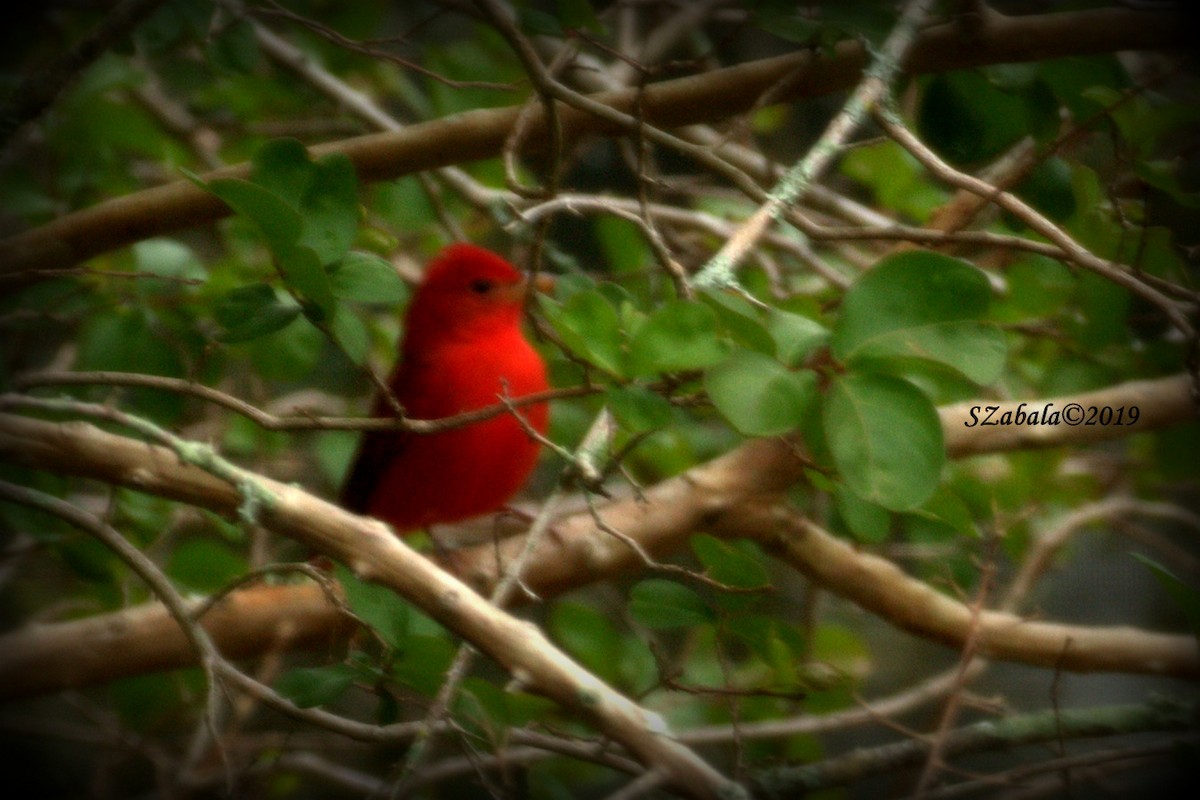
(11, 373, 596, 433)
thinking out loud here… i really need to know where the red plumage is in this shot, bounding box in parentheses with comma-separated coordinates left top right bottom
(340, 244, 550, 533)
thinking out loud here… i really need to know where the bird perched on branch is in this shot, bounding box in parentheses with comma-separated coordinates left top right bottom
(341, 243, 551, 534)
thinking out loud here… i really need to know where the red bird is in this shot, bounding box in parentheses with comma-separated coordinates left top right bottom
(341, 244, 550, 534)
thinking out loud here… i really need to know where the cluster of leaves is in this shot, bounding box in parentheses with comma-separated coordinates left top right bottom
(2, 0, 1199, 796)
(189, 138, 406, 359)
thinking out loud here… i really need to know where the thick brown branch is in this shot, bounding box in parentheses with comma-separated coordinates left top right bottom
(0, 7, 1185, 279)
(730, 508, 1198, 679)
(0, 583, 349, 700)
(1, 367, 1197, 699)
(0, 415, 733, 799)
(939, 374, 1196, 457)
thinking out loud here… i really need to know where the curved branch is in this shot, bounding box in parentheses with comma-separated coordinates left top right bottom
(0, 581, 349, 701)
(940, 374, 1196, 457)
(730, 508, 1197, 678)
(0, 7, 1186, 278)
(2, 366, 1197, 693)
(0, 415, 734, 800)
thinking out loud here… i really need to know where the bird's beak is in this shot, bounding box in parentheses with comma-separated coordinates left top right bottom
(496, 272, 554, 304)
(529, 272, 556, 295)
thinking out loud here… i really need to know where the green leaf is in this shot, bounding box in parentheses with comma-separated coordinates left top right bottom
(1014, 156, 1076, 222)
(248, 317, 325, 381)
(335, 564, 409, 650)
(767, 309, 830, 366)
(331, 252, 408, 304)
(628, 300, 728, 376)
(132, 238, 206, 285)
(690, 534, 770, 589)
(166, 538, 246, 593)
(330, 307, 369, 365)
(918, 70, 1056, 164)
(550, 602, 623, 683)
(823, 372, 944, 511)
(1132, 554, 1200, 639)
(251, 138, 314, 207)
(628, 579, 714, 629)
(275, 664, 359, 708)
(705, 350, 817, 436)
(700, 290, 776, 356)
(832, 250, 1006, 384)
(392, 634, 457, 695)
(904, 487, 977, 540)
(299, 153, 359, 265)
(607, 385, 673, 433)
(276, 245, 335, 316)
(213, 284, 301, 342)
(208, 177, 303, 252)
(834, 485, 891, 543)
(541, 289, 624, 376)
(841, 140, 946, 221)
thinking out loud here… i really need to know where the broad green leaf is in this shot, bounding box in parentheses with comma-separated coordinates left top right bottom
(834, 485, 891, 543)
(335, 564, 409, 650)
(841, 140, 946, 221)
(373, 176, 436, 230)
(705, 350, 817, 436)
(541, 289, 624, 376)
(767, 309, 829, 366)
(208, 177, 302, 252)
(728, 615, 806, 688)
(250, 138, 313, 207)
(276, 245, 335, 317)
(330, 308, 369, 365)
(392, 634, 457, 695)
(628, 300, 728, 376)
(331, 252, 408, 304)
(456, 676, 510, 730)
(628, 579, 714, 629)
(832, 250, 1006, 384)
(700, 290, 776, 356)
(132, 238, 206, 285)
(299, 153, 359, 265)
(998, 255, 1075, 320)
(594, 214, 651, 275)
(248, 317, 325, 381)
(690, 534, 770, 589)
(74, 309, 188, 422)
(918, 70, 1056, 164)
(275, 664, 358, 708)
(213, 284, 301, 342)
(823, 372, 944, 511)
(904, 487, 977, 540)
(1014, 156, 1076, 222)
(166, 538, 246, 593)
(607, 385, 673, 433)
(550, 602, 623, 682)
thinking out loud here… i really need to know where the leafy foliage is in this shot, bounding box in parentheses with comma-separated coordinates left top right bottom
(0, 1, 1197, 798)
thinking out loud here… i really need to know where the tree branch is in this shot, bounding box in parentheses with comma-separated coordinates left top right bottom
(0, 416, 737, 800)
(2, 369, 1197, 695)
(0, 6, 1186, 279)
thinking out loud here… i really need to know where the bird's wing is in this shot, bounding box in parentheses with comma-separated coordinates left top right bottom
(339, 426, 408, 514)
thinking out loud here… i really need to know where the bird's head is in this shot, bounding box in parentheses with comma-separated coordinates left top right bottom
(403, 244, 550, 347)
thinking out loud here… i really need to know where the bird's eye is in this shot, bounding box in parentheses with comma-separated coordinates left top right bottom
(469, 278, 494, 294)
